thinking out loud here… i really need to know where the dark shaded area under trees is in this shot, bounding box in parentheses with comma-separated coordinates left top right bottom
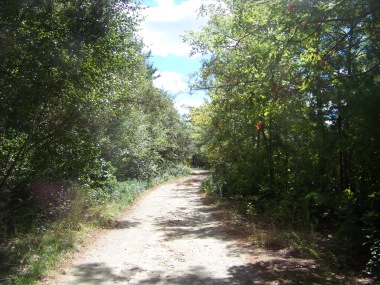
(186, 0, 380, 278)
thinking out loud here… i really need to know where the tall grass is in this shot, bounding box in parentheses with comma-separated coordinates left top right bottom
(0, 164, 191, 285)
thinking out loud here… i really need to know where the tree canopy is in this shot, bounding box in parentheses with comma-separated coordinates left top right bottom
(0, 0, 193, 210)
(185, 0, 380, 275)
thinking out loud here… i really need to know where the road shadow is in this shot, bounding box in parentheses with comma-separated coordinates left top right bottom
(151, 173, 326, 284)
(190, 169, 212, 176)
(66, 261, 324, 285)
(63, 262, 131, 284)
(113, 220, 140, 229)
(101, 219, 140, 230)
(156, 218, 230, 241)
(155, 186, 232, 242)
(54, 171, 327, 285)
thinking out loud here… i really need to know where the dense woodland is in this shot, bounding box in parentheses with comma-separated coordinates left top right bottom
(0, 0, 192, 209)
(0, 1, 194, 282)
(185, 0, 380, 277)
(1, 0, 379, 282)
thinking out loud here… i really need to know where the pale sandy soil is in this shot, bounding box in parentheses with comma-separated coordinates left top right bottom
(41, 170, 374, 285)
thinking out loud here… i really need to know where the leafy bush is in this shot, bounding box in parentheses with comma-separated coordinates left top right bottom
(202, 175, 226, 197)
(0, 163, 191, 284)
(365, 239, 380, 278)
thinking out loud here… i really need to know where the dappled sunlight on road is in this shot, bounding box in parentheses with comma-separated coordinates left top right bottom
(45, 171, 325, 285)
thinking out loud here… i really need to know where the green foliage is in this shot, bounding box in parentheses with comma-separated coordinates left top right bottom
(202, 175, 227, 197)
(0, 0, 192, 200)
(0, 164, 191, 284)
(187, 0, 380, 275)
(0, 0, 145, 192)
(92, 163, 191, 206)
(0, 1, 195, 283)
(100, 91, 192, 181)
(288, 232, 319, 260)
(364, 239, 380, 278)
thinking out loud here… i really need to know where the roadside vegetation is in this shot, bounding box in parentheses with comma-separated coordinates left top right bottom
(186, 0, 380, 281)
(0, 164, 191, 285)
(1, 0, 379, 284)
(0, 1, 194, 284)
(202, 176, 375, 284)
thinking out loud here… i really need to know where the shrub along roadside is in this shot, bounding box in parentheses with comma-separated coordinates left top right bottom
(201, 175, 378, 284)
(0, 164, 191, 285)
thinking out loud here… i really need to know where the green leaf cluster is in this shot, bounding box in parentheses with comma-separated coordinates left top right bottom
(0, 0, 193, 245)
(186, 0, 380, 275)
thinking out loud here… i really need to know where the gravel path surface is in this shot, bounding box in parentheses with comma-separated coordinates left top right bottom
(46, 170, 255, 285)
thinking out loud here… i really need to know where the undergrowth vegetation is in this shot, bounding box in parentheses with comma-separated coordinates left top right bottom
(188, 0, 380, 280)
(0, 2, 196, 284)
(0, 164, 191, 285)
(202, 175, 378, 282)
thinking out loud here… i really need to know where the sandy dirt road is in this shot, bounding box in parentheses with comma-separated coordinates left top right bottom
(44, 170, 378, 285)
(45, 170, 256, 285)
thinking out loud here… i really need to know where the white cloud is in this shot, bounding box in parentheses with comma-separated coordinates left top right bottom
(140, 0, 208, 57)
(153, 71, 187, 92)
(175, 95, 206, 115)
(153, 71, 206, 115)
(140, 0, 211, 114)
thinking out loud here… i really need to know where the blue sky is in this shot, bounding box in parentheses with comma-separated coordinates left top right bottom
(140, 0, 209, 114)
